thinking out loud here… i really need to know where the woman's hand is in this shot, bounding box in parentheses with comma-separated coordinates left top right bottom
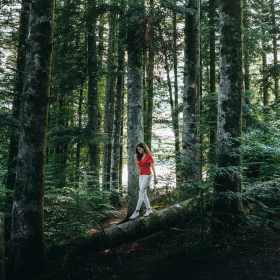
(154, 176, 158, 185)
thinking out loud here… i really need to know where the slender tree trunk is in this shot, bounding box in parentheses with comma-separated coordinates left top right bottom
(262, 42, 269, 107)
(212, 0, 244, 231)
(97, 12, 105, 173)
(87, 0, 99, 188)
(126, 0, 145, 219)
(144, 1, 155, 150)
(55, 96, 68, 189)
(144, 8, 154, 150)
(243, 0, 250, 93)
(102, 0, 117, 189)
(76, 89, 83, 183)
(172, 11, 181, 185)
(119, 84, 124, 186)
(209, 0, 217, 162)
(10, 0, 55, 278)
(243, 0, 250, 131)
(110, 5, 125, 199)
(5, 0, 30, 241)
(98, 13, 105, 72)
(182, 0, 200, 187)
(271, 0, 279, 99)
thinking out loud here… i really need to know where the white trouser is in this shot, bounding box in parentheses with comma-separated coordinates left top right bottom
(136, 175, 152, 211)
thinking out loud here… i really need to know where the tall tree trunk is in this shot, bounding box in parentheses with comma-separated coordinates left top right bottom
(5, 0, 30, 240)
(243, 0, 250, 131)
(119, 83, 124, 186)
(262, 42, 269, 107)
(87, 0, 99, 188)
(212, 0, 244, 231)
(243, 0, 250, 93)
(110, 4, 125, 199)
(97, 11, 105, 173)
(172, 11, 181, 185)
(271, 0, 279, 99)
(208, 0, 217, 162)
(6, 0, 30, 191)
(10, 0, 55, 278)
(144, 5, 154, 150)
(182, 0, 200, 187)
(76, 89, 83, 183)
(102, 0, 117, 189)
(126, 0, 145, 219)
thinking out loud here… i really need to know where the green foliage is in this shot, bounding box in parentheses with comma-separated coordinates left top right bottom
(242, 121, 280, 184)
(44, 166, 112, 244)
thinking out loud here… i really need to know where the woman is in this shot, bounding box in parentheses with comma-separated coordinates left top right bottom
(129, 142, 158, 220)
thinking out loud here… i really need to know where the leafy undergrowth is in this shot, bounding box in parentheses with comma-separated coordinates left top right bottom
(35, 214, 280, 280)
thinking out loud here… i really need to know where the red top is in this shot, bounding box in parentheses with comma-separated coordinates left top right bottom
(138, 154, 154, 175)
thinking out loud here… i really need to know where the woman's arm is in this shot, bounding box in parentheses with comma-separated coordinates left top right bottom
(150, 162, 158, 184)
(134, 154, 140, 170)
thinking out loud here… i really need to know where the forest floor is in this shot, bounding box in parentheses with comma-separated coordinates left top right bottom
(42, 197, 280, 280)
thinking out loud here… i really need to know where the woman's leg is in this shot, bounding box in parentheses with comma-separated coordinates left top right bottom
(136, 175, 151, 211)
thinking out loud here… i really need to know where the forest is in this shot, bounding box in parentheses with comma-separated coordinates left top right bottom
(1, 0, 280, 279)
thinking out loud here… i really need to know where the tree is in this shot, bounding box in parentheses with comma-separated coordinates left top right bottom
(87, 0, 99, 188)
(10, 0, 55, 278)
(270, 0, 279, 99)
(6, 0, 30, 192)
(212, 0, 244, 231)
(143, 0, 155, 150)
(102, 0, 117, 189)
(208, 0, 218, 161)
(110, 0, 126, 203)
(181, 0, 200, 187)
(5, 0, 30, 240)
(172, 10, 182, 185)
(126, 0, 145, 218)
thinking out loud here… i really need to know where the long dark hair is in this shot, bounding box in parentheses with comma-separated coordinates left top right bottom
(136, 142, 150, 161)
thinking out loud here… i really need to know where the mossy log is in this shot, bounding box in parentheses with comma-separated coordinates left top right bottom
(48, 195, 212, 258)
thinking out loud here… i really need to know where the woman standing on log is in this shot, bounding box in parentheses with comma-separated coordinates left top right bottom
(129, 142, 158, 220)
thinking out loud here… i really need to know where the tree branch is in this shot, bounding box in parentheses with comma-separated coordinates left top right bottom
(160, 0, 196, 16)
(0, 90, 22, 98)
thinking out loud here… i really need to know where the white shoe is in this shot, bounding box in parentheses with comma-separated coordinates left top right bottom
(129, 211, 140, 220)
(144, 209, 153, 217)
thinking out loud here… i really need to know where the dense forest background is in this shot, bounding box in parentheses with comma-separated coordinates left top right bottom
(1, 0, 280, 278)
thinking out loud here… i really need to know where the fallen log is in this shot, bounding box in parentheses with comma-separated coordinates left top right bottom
(48, 194, 212, 258)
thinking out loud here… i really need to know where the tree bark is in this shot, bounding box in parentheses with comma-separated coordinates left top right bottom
(212, 0, 244, 231)
(10, 0, 55, 278)
(87, 0, 99, 188)
(172, 11, 181, 185)
(182, 0, 200, 186)
(243, 0, 250, 93)
(144, 0, 155, 150)
(110, 4, 125, 196)
(243, 0, 250, 131)
(126, 0, 145, 218)
(5, 0, 30, 242)
(76, 89, 83, 182)
(262, 42, 268, 107)
(102, 0, 117, 189)
(208, 0, 217, 162)
(6, 0, 30, 192)
(271, 0, 279, 99)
